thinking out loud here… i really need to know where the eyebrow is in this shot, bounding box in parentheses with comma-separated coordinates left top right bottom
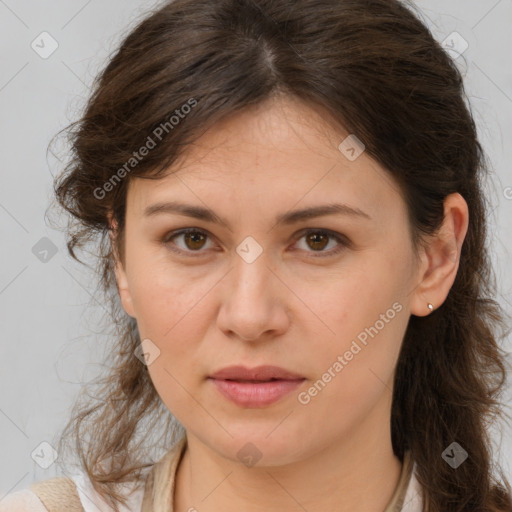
(143, 200, 371, 228)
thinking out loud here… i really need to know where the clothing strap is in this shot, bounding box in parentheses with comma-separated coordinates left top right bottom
(30, 476, 85, 512)
(384, 450, 414, 511)
(142, 435, 188, 512)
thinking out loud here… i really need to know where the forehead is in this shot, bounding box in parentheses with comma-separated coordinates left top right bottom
(125, 96, 405, 226)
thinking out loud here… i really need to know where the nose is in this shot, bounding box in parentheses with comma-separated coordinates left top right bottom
(216, 251, 290, 342)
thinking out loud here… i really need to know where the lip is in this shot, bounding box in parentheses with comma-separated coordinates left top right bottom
(208, 365, 305, 407)
(209, 365, 304, 381)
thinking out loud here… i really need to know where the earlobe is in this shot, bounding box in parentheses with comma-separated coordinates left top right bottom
(410, 193, 469, 317)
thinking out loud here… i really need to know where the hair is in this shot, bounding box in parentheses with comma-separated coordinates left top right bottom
(47, 0, 512, 510)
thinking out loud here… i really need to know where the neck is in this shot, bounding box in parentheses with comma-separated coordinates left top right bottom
(174, 395, 402, 512)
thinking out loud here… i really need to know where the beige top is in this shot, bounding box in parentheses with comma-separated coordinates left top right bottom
(0, 435, 423, 511)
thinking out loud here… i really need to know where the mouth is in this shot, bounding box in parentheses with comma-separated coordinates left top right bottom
(208, 365, 305, 407)
(208, 364, 304, 381)
(222, 377, 292, 383)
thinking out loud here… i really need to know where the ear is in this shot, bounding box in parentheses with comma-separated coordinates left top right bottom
(108, 212, 136, 319)
(410, 192, 469, 317)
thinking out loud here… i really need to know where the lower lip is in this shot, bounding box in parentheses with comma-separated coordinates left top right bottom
(209, 378, 305, 407)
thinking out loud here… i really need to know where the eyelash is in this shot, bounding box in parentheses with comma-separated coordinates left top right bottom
(162, 228, 350, 258)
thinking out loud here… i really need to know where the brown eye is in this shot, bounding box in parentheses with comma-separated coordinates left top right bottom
(294, 229, 349, 257)
(182, 230, 207, 250)
(163, 227, 349, 258)
(305, 232, 329, 251)
(164, 228, 214, 255)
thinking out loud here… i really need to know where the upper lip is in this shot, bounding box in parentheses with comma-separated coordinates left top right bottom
(209, 365, 304, 381)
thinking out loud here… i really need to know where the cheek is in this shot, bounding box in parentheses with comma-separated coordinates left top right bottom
(135, 270, 212, 418)
(305, 256, 407, 341)
(127, 250, 211, 338)
(302, 252, 410, 403)
(298, 304, 407, 444)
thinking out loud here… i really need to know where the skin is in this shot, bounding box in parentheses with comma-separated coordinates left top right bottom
(110, 94, 468, 512)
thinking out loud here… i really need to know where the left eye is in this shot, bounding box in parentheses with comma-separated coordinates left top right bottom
(163, 228, 349, 257)
(293, 230, 346, 255)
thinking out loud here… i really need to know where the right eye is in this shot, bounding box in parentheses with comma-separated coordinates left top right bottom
(162, 228, 216, 256)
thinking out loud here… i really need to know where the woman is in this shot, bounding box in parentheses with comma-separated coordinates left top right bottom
(2, 0, 510, 510)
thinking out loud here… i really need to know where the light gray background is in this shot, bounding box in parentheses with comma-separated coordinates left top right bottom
(1, 0, 511, 498)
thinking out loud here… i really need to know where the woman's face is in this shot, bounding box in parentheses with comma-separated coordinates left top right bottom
(114, 95, 424, 465)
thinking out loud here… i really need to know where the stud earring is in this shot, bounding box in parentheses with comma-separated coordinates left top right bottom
(427, 303, 434, 313)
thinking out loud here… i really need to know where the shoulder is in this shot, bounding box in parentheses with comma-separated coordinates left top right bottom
(0, 468, 150, 512)
(0, 489, 48, 511)
(71, 470, 149, 511)
(1, 475, 81, 512)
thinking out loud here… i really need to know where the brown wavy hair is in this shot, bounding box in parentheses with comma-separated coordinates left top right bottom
(47, 0, 512, 510)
